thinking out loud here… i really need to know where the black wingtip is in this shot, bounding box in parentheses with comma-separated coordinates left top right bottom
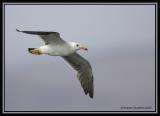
(16, 29, 21, 32)
(89, 93, 93, 99)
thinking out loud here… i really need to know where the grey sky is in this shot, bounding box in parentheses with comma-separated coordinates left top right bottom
(4, 4, 155, 111)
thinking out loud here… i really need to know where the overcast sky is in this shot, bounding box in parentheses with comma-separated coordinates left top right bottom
(4, 4, 156, 111)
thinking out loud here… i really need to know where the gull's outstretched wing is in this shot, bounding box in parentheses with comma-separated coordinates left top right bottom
(16, 29, 65, 45)
(62, 52, 94, 98)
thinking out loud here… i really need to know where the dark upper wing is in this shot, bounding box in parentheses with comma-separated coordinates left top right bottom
(16, 29, 65, 44)
(62, 52, 94, 98)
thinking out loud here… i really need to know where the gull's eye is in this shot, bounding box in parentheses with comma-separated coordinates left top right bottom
(76, 44, 79, 47)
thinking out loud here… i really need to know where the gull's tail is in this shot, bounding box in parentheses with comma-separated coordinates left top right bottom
(28, 48, 36, 54)
(28, 48, 42, 55)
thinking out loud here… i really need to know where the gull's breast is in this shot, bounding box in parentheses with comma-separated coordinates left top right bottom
(47, 44, 74, 56)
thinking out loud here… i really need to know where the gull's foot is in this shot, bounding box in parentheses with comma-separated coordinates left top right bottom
(28, 48, 42, 55)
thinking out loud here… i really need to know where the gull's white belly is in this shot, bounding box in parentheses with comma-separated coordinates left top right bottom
(46, 44, 74, 56)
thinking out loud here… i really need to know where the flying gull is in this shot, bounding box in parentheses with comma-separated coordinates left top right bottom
(16, 29, 94, 98)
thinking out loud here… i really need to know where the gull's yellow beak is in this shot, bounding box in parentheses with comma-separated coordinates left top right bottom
(79, 47, 88, 51)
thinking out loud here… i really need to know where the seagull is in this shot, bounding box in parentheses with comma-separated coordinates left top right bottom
(16, 29, 94, 98)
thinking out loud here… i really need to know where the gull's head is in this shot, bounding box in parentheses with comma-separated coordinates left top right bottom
(71, 42, 88, 51)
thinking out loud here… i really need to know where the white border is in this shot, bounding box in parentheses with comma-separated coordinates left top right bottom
(2, 3, 5, 114)
(155, 2, 158, 114)
(3, 2, 158, 5)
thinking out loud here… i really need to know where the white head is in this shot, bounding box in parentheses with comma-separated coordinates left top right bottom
(70, 42, 88, 51)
